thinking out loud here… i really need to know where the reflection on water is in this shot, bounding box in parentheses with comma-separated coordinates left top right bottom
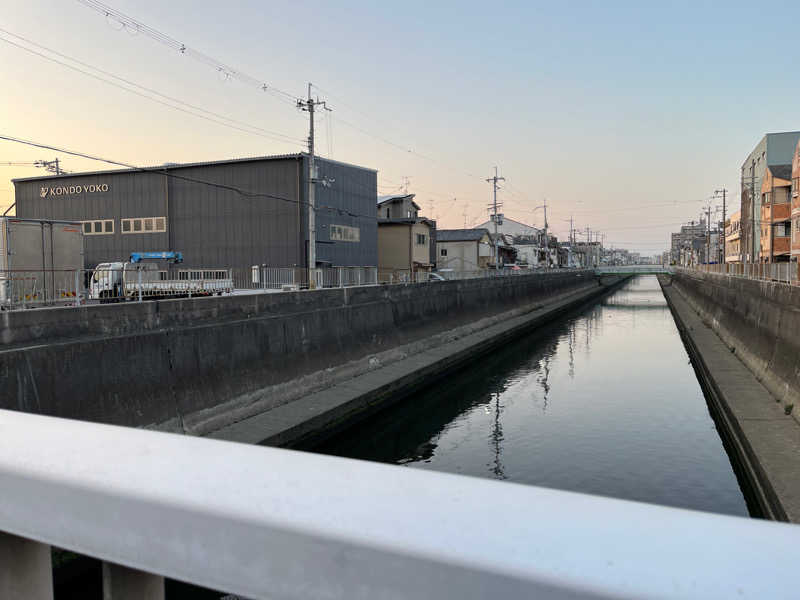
(314, 276, 749, 516)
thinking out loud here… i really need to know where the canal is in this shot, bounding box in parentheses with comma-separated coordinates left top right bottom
(313, 275, 750, 517)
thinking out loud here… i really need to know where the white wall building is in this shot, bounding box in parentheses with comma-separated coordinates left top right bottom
(475, 217, 540, 238)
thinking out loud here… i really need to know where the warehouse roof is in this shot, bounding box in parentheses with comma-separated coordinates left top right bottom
(12, 153, 376, 183)
(436, 228, 490, 242)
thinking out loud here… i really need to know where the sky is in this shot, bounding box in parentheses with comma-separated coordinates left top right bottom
(2, 0, 800, 255)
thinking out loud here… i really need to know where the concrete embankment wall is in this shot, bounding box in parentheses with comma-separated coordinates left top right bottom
(0, 271, 601, 433)
(670, 269, 800, 419)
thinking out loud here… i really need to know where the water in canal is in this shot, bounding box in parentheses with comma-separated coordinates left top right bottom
(314, 276, 749, 516)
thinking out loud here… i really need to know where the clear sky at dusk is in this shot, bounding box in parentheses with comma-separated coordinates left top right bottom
(2, 0, 800, 254)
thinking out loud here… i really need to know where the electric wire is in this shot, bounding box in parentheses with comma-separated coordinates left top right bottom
(0, 31, 304, 146)
(75, 0, 301, 104)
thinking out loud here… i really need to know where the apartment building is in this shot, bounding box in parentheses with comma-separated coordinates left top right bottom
(740, 132, 800, 263)
(759, 165, 792, 262)
(792, 141, 800, 263)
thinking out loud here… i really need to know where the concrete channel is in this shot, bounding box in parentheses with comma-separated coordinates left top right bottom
(0, 271, 623, 438)
(209, 274, 629, 447)
(659, 273, 800, 522)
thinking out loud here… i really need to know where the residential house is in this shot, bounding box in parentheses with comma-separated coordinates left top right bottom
(571, 241, 602, 268)
(377, 193, 436, 280)
(436, 229, 493, 271)
(378, 193, 420, 219)
(489, 233, 518, 267)
(475, 217, 540, 238)
(725, 211, 741, 263)
(759, 165, 792, 262)
(513, 243, 541, 267)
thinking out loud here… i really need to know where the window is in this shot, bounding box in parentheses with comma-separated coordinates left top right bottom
(81, 220, 114, 235)
(793, 178, 799, 198)
(121, 217, 167, 234)
(440, 248, 448, 257)
(416, 234, 427, 245)
(329, 224, 360, 242)
(775, 222, 791, 237)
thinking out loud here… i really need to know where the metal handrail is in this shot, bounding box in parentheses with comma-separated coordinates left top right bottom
(595, 265, 674, 274)
(0, 408, 796, 599)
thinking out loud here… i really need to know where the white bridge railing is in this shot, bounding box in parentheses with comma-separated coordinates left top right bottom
(0, 409, 797, 599)
(595, 265, 674, 274)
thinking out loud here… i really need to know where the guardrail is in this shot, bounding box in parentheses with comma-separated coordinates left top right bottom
(378, 267, 576, 284)
(689, 262, 798, 284)
(0, 409, 796, 599)
(595, 265, 674, 274)
(0, 267, 592, 310)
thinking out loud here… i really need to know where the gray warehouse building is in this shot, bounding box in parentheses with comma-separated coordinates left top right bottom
(12, 154, 377, 271)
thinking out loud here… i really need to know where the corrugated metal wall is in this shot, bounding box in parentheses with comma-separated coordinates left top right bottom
(314, 157, 377, 267)
(14, 155, 377, 270)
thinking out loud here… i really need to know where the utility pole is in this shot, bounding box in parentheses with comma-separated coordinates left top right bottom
(462, 204, 468, 229)
(542, 198, 549, 267)
(569, 215, 574, 268)
(297, 83, 329, 288)
(585, 227, 593, 266)
(562, 217, 574, 268)
(486, 167, 505, 270)
(715, 188, 727, 264)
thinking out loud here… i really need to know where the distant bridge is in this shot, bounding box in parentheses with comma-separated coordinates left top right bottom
(595, 265, 673, 275)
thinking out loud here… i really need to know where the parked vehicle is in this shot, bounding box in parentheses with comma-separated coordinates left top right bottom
(89, 252, 233, 301)
(0, 217, 84, 308)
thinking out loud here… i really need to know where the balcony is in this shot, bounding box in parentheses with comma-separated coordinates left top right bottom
(772, 203, 791, 222)
(774, 237, 791, 255)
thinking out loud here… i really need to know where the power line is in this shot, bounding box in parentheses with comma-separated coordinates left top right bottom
(71, 3, 508, 222)
(0, 30, 304, 146)
(75, 0, 301, 104)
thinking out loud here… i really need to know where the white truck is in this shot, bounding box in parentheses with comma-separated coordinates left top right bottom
(89, 252, 233, 302)
(0, 217, 84, 308)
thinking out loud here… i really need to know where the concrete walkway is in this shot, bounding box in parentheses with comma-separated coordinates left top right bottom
(661, 277, 800, 522)
(208, 279, 624, 448)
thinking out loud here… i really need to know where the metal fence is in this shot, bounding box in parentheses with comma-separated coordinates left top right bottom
(0, 408, 796, 599)
(377, 267, 570, 284)
(690, 262, 799, 285)
(0, 266, 586, 310)
(243, 266, 378, 291)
